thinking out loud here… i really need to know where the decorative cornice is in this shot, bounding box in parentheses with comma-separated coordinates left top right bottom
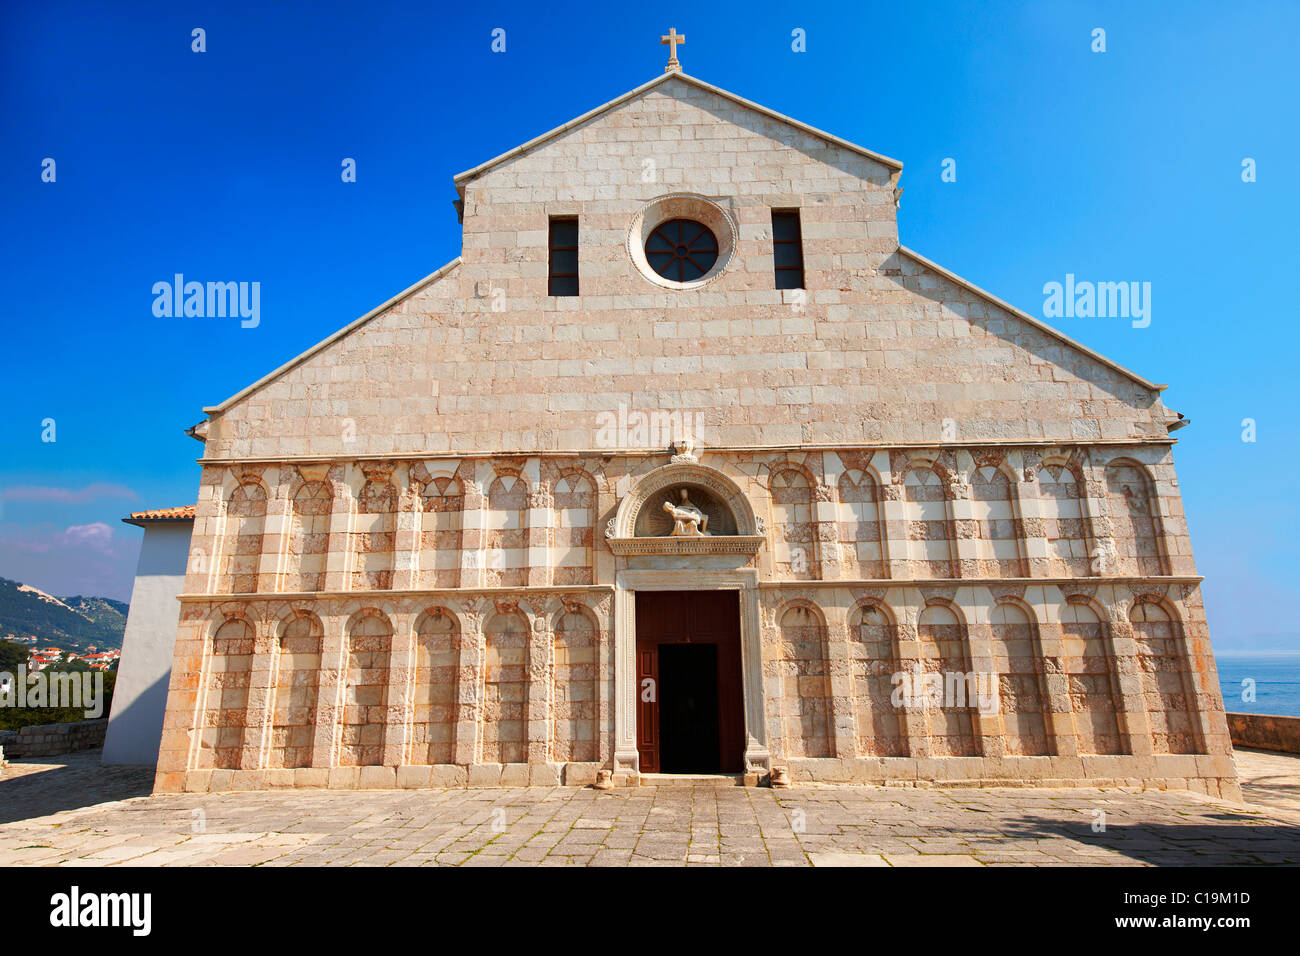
(607, 535, 766, 556)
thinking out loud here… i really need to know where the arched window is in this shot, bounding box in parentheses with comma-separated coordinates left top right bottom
(1038, 465, 1089, 576)
(352, 478, 396, 590)
(486, 475, 528, 588)
(970, 467, 1024, 577)
(553, 474, 595, 586)
(288, 480, 332, 592)
(773, 605, 832, 758)
(848, 603, 906, 756)
(412, 609, 460, 766)
(1059, 600, 1124, 755)
(197, 617, 255, 770)
(552, 610, 598, 762)
(989, 603, 1049, 755)
(916, 604, 976, 756)
(770, 469, 815, 580)
(902, 466, 954, 578)
(1130, 601, 1201, 754)
(1104, 461, 1164, 575)
(419, 477, 463, 589)
(838, 470, 885, 578)
(338, 612, 393, 767)
(268, 612, 321, 769)
(220, 481, 266, 594)
(482, 611, 529, 763)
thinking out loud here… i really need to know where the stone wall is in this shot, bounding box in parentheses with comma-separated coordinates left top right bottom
(152, 447, 1237, 800)
(1227, 713, 1300, 754)
(0, 719, 108, 759)
(203, 77, 1171, 461)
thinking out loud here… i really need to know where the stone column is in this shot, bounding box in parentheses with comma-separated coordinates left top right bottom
(463, 466, 493, 589)
(526, 599, 555, 769)
(823, 603, 858, 759)
(383, 607, 416, 767)
(323, 465, 356, 593)
(260, 465, 293, 593)
(880, 479, 910, 581)
(1080, 453, 1113, 576)
(453, 601, 485, 767)
(526, 477, 553, 588)
(947, 466, 976, 579)
(391, 465, 420, 591)
(894, 592, 930, 758)
(1104, 588, 1154, 758)
(961, 589, 1001, 758)
(1017, 460, 1051, 579)
(1034, 587, 1079, 758)
(242, 619, 279, 772)
(814, 456, 844, 581)
(310, 607, 345, 773)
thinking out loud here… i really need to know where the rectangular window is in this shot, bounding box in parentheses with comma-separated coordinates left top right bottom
(548, 217, 579, 296)
(772, 210, 805, 290)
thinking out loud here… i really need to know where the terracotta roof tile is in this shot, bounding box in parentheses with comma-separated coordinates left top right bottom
(123, 505, 196, 526)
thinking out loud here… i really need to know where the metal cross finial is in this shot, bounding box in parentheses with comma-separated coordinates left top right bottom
(660, 27, 685, 73)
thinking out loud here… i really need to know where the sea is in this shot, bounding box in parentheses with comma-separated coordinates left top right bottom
(1214, 654, 1300, 717)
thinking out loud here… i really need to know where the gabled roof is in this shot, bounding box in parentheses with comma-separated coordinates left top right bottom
(203, 258, 461, 415)
(452, 71, 903, 195)
(897, 247, 1164, 394)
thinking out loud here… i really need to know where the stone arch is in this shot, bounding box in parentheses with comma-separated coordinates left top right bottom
(769, 468, 817, 580)
(486, 473, 529, 588)
(771, 601, 832, 758)
(1038, 461, 1091, 576)
(481, 609, 530, 763)
(1104, 458, 1166, 575)
(552, 471, 596, 586)
(847, 599, 906, 756)
(902, 463, 955, 579)
(551, 604, 599, 763)
(195, 611, 257, 771)
(1128, 596, 1201, 754)
(613, 461, 759, 538)
(287, 478, 333, 592)
(219, 479, 267, 594)
(970, 464, 1025, 577)
(338, 608, 394, 767)
(989, 599, 1050, 756)
(916, 601, 977, 756)
(1059, 597, 1125, 755)
(267, 608, 322, 769)
(838, 468, 886, 579)
(352, 472, 397, 590)
(418, 475, 463, 589)
(411, 607, 461, 766)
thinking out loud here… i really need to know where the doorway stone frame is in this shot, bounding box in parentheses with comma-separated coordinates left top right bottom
(612, 568, 771, 782)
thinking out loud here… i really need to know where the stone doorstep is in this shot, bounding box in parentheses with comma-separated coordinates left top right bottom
(638, 773, 747, 788)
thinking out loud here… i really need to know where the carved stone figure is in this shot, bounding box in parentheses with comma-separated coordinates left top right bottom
(662, 488, 709, 536)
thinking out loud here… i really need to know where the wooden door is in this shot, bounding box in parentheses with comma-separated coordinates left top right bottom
(634, 590, 743, 773)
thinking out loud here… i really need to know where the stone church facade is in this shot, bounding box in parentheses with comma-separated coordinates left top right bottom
(153, 66, 1238, 799)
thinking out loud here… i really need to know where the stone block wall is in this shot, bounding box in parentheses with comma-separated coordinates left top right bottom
(0, 719, 108, 759)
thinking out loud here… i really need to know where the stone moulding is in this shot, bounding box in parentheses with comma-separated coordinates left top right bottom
(610, 460, 760, 539)
(607, 534, 765, 556)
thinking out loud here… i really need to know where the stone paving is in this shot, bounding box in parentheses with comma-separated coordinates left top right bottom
(1, 748, 1298, 866)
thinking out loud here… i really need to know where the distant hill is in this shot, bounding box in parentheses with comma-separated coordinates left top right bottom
(0, 577, 129, 652)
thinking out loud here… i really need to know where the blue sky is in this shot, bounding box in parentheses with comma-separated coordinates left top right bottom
(0, 1, 1296, 652)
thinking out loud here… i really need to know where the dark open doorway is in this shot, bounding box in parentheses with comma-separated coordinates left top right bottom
(658, 644, 721, 773)
(635, 590, 744, 774)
